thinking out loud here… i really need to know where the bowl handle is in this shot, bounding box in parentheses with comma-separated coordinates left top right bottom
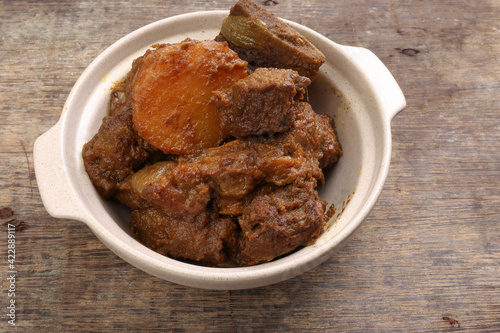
(34, 121, 87, 221)
(343, 45, 406, 120)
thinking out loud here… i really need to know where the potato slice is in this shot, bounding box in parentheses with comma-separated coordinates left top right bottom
(131, 39, 248, 154)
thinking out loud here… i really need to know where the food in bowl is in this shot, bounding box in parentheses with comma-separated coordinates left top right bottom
(81, 0, 342, 266)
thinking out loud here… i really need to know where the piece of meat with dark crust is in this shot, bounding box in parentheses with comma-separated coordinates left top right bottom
(214, 68, 310, 138)
(127, 160, 212, 217)
(215, 0, 325, 80)
(276, 102, 342, 169)
(130, 207, 238, 265)
(233, 179, 325, 266)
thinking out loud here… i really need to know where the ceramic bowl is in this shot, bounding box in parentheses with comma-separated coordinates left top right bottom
(34, 10, 406, 290)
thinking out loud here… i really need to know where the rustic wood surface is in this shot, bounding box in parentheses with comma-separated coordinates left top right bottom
(1, 0, 499, 331)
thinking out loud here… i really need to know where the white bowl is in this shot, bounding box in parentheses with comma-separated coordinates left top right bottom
(34, 10, 405, 290)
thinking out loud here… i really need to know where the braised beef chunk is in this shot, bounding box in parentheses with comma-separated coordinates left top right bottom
(128, 160, 212, 217)
(235, 179, 325, 266)
(215, 0, 325, 79)
(82, 57, 160, 198)
(82, 111, 157, 198)
(279, 102, 342, 169)
(130, 207, 238, 265)
(214, 68, 310, 137)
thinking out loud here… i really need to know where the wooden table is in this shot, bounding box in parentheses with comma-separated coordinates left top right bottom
(1, 0, 499, 331)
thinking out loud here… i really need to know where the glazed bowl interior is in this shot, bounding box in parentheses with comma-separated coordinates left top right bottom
(48, 11, 395, 289)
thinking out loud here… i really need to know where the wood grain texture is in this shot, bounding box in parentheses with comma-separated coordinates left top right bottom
(1, 0, 499, 331)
